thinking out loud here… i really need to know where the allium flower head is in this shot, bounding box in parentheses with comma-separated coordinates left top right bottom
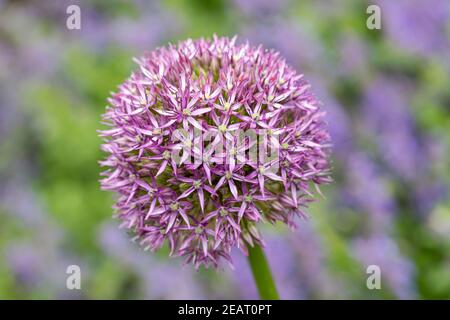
(100, 36, 331, 268)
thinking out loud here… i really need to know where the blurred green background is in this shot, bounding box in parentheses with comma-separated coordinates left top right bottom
(0, 0, 449, 299)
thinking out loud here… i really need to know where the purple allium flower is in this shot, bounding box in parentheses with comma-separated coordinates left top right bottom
(99, 36, 331, 268)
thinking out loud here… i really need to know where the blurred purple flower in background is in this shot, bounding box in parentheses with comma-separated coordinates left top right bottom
(231, 224, 342, 299)
(6, 246, 43, 289)
(338, 34, 369, 77)
(353, 235, 416, 299)
(99, 223, 204, 299)
(361, 77, 422, 181)
(377, 0, 450, 57)
(80, 1, 177, 52)
(361, 77, 447, 216)
(343, 153, 395, 230)
(241, 21, 326, 74)
(233, 0, 287, 19)
(230, 233, 303, 299)
(1, 176, 83, 298)
(288, 223, 343, 298)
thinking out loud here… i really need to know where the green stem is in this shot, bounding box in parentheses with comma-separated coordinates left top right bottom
(246, 243, 280, 300)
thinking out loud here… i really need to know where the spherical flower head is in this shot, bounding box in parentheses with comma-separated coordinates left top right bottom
(99, 35, 331, 269)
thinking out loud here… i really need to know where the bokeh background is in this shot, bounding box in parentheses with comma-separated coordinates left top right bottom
(1, 0, 449, 299)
